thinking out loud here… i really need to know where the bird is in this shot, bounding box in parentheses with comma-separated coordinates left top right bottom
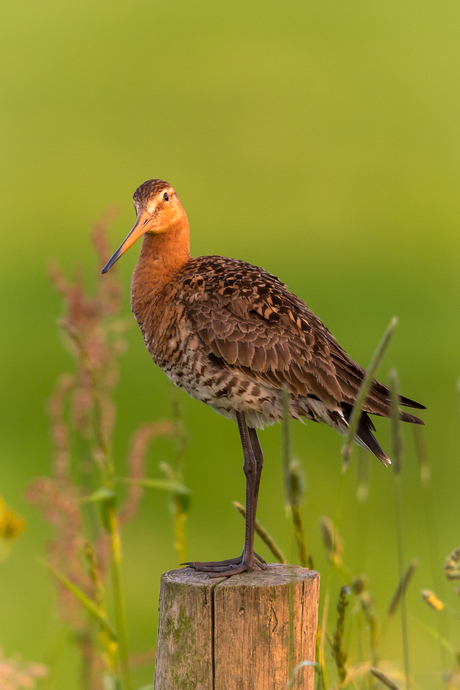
(101, 178, 425, 577)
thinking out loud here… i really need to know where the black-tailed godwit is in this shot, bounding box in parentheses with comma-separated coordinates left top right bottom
(102, 179, 425, 576)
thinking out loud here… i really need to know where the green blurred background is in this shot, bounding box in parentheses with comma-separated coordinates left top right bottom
(1, 1, 460, 687)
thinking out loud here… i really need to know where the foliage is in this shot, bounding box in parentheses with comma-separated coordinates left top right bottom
(24, 217, 189, 690)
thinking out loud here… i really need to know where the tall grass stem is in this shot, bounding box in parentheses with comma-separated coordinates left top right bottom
(389, 369, 410, 689)
(109, 509, 133, 690)
(413, 425, 449, 668)
(355, 448, 369, 577)
(321, 319, 397, 689)
(282, 387, 292, 502)
(281, 388, 309, 566)
(342, 317, 398, 469)
(316, 591, 329, 690)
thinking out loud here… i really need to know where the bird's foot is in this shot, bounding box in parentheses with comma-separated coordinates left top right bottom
(182, 551, 267, 578)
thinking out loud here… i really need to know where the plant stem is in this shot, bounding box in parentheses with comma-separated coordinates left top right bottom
(281, 386, 292, 502)
(413, 425, 450, 671)
(281, 388, 309, 566)
(291, 504, 308, 568)
(389, 369, 410, 689)
(169, 382, 189, 563)
(393, 476, 410, 687)
(78, 331, 131, 689)
(316, 592, 329, 690)
(109, 508, 132, 690)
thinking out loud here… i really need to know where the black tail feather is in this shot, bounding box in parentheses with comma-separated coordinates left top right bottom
(400, 410, 424, 425)
(398, 394, 426, 410)
(339, 385, 425, 465)
(342, 406, 391, 466)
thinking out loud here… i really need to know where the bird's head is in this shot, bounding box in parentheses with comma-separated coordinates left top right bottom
(101, 179, 187, 273)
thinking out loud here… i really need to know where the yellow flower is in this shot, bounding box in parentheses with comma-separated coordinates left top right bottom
(0, 497, 26, 563)
(0, 498, 26, 541)
(421, 589, 444, 611)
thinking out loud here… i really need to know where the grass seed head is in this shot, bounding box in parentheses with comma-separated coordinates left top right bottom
(287, 459, 303, 507)
(445, 546, 460, 580)
(319, 516, 343, 567)
(331, 586, 350, 684)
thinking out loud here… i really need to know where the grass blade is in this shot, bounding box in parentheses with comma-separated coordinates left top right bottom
(388, 558, 418, 616)
(79, 487, 117, 503)
(342, 317, 397, 469)
(370, 667, 400, 689)
(115, 477, 190, 494)
(41, 558, 116, 638)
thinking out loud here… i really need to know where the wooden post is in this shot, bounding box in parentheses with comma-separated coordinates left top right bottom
(153, 564, 320, 689)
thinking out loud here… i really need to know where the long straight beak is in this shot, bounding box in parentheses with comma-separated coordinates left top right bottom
(101, 211, 151, 274)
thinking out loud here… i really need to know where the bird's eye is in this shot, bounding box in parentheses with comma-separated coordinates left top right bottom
(163, 192, 170, 202)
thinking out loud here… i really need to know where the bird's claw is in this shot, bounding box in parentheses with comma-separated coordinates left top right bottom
(181, 551, 268, 577)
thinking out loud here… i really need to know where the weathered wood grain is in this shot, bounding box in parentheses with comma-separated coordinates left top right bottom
(153, 565, 320, 689)
(153, 568, 226, 689)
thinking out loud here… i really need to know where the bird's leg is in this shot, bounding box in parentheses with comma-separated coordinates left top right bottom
(247, 427, 267, 567)
(183, 412, 267, 576)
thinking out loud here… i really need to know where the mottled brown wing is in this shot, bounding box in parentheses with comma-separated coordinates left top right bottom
(177, 256, 388, 412)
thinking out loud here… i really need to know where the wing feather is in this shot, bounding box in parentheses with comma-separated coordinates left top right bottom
(177, 256, 423, 420)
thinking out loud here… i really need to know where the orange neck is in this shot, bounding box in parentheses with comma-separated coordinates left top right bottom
(130, 214, 191, 311)
(141, 222, 190, 272)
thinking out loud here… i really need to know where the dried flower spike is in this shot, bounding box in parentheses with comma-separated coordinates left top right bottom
(0, 648, 47, 690)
